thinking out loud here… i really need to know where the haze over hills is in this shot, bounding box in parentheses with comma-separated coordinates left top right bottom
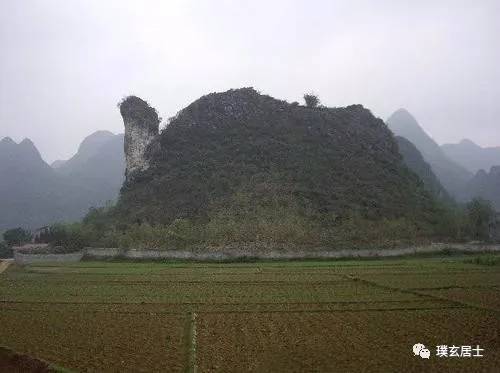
(0, 132, 125, 231)
(2, 97, 499, 233)
(0, 137, 83, 230)
(441, 139, 500, 173)
(395, 136, 450, 202)
(55, 130, 117, 172)
(54, 131, 125, 205)
(386, 109, 500, 211)
(464, 166, 500, 210)
(386, 109, 473, 198)
(51, 159, 66, 169)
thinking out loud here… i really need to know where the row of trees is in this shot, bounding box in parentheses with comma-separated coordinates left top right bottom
(3, 227, 32, 246)
(466, 198, 497, 240)
(0, 227, 32, 258)
(0, 198, 498, 258)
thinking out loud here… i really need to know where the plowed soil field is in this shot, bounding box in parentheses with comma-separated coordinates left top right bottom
(0, 255, 499, 372)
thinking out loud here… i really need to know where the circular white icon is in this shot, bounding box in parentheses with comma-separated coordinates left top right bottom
(413, 343, 430, 359)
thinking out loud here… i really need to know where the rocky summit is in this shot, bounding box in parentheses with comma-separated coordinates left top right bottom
(115, 88, 437, 227)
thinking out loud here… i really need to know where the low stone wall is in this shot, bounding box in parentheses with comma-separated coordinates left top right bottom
(14, 251, 84, 265)
(12, 243, 500, 264)
(83, 243, 500, 261)
(84, 247, 124, 259)
(11, 244, 49, 251)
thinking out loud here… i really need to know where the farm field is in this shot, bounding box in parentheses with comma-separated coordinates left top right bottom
(0, 255, 499, 372)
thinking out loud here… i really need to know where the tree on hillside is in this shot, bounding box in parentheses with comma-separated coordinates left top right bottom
(303, 93, 320, 108)
(467, 198, 495, 240)
(3, 227, 32, 246)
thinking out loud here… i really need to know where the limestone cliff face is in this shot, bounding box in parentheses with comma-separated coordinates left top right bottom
(119, 96, 159, 182)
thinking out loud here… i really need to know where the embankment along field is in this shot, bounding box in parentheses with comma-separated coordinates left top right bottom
(0, 254, 499, 372)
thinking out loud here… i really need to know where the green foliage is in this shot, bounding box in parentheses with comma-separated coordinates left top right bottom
(201, 191, 318, 247)
(41, 223, 91, 252)
(116, 88, 439, 231)
(102, 220, 197, 250)
(464, 167, 500, 211)
(466, 198, 495, 240)
(3, 227, 32, 246)
(79, 181, 496, 251)
(464, 254, 500, 266)
(429, 204, 469, 241)
(70, 89, 497, 251)
(82, 205, 118, 238)
(0, 241, 13, 258)
(118, 95, 160, 129)
(303, 93, 320, 108)
(78, 190, 448, 251)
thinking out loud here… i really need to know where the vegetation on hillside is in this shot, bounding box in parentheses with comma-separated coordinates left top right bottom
(30, 89, 498, 251)
(117, 88, 438, 226)
(35, 186, 497, 252)
(466, 198, 496, 240)
(464, 167, 500, 211)
(6, 90, 498, 252)
(303, 93, 320, 108)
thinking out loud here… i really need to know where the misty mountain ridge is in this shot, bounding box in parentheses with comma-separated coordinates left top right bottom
(56, 130, 116, 173)
(0, 137, 80, 230)
(395, 136, 450, 202)
(441, 138, 500, 173)
(55, 131, 125, 197)
(0, 132, 125, 231)
(386, 108, 472, 197)
(2, 102, 499, 232)
(463, 166, 500, 210)
(0, 137, 52, 175)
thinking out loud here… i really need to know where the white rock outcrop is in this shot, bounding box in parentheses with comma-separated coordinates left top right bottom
(119, 96, 160, 182)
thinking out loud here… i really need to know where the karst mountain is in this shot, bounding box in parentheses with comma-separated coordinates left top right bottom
(114, 88, 440, 226)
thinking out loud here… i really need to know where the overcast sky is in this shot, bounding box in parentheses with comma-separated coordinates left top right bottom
(1, 0, 499, 163)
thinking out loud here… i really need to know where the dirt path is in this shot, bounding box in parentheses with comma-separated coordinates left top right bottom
(0, 259, 13, 274)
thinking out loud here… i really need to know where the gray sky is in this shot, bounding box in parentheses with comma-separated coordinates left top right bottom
(1, 0, 499, 163)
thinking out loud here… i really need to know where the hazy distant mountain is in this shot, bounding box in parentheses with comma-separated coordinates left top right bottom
(0, 132, 125, 231)
(55, 131, 125, 203)
(0, 137, 88, 230)
(464, 166, 500, 211)
(386, 109, 472, 197)
(0, 137, 52, 175)
(441, 139, 500, 173)
(395, 136, 450, 201)
(56, 131, 116, 173)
